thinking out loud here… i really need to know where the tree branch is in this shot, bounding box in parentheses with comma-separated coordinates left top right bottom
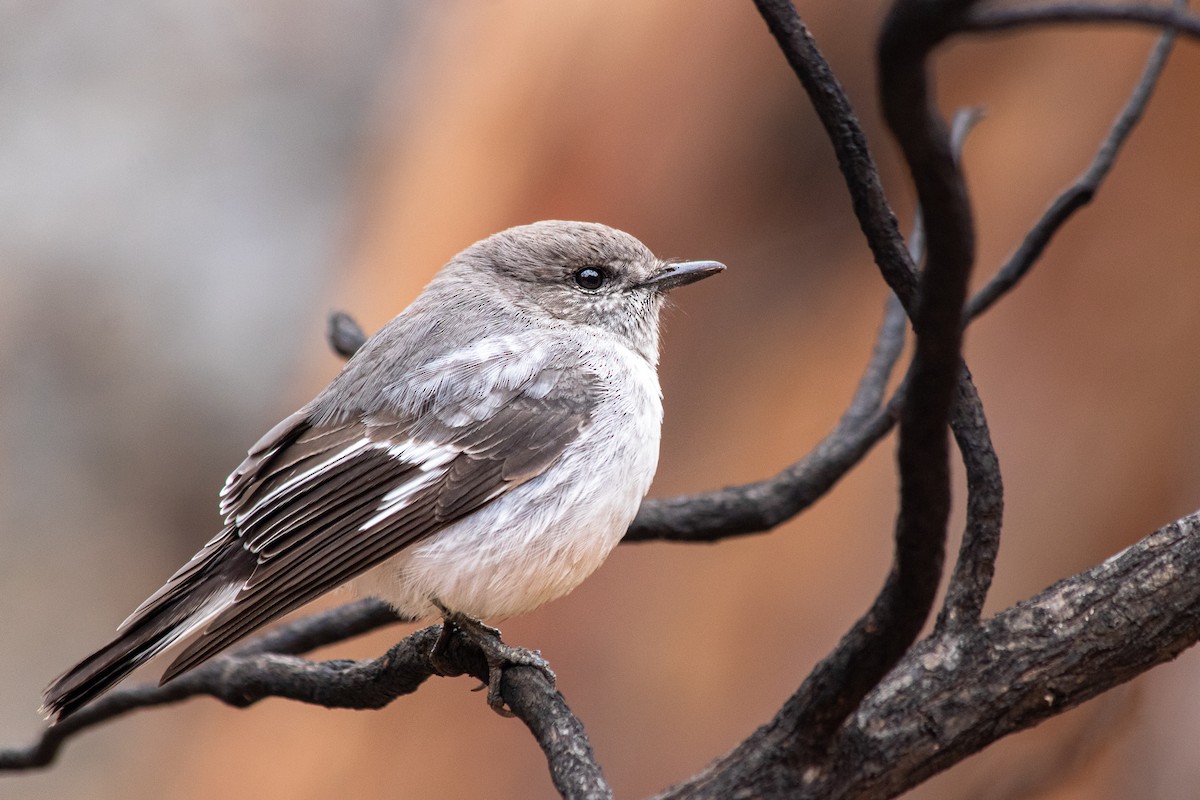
(821, 510, 1200, 800)
(939, 4, 1182, 631)
(666, 6, 991, 792)
(624, 294, 905, 544)
(658, 508, 1200, 799)
(787, 0, 980, 745)
(2, 605, 610, 798)
(909, 106, 1002, 633)
(752, 0, 918, 306)
(656, 2, 1196, 795)
(1, 599, 403, 770)
(937, 371, 1003, 631)
(965, 2, 1200, 38)
(967, 1, 1183, 320)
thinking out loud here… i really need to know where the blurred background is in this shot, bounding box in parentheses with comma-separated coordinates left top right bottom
(3, 2, 1200, 798)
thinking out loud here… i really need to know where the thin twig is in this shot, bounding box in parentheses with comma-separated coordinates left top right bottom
(968, 0, 1183, 320)
(0, 604, 413, 771)
(938, 7, 1182, 632)
(965, 3, 1200, 38)
(626, 294, 905, 543)
(904, 107, 1004, 635)
(845, 295, 907, 428)
(327, 309, 368, 357)
(909, 108, 983, 267)
(902, 105, 1006, 635)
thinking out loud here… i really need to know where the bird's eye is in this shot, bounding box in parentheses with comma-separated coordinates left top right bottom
(573, 267, 606, 291)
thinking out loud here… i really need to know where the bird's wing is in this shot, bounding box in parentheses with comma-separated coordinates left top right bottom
(157, 341, 597, 679)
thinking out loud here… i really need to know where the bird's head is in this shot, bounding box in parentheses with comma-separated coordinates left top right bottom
(451, 220, 724, 362)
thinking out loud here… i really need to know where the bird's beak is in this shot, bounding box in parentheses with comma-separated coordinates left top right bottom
(644, 260, 726, 291)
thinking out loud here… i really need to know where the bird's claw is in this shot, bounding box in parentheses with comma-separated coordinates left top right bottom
(429, 606, 555, 716)
(478, 639, 554, 716)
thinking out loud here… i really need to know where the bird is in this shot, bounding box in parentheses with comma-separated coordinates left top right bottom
(42, 220, 724, 721)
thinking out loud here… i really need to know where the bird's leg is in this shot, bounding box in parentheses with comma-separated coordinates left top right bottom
(429, 615, 464, 677)
(428, 600, 555, 716)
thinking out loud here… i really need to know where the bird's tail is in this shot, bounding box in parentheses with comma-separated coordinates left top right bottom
(41, 534, 251, 723)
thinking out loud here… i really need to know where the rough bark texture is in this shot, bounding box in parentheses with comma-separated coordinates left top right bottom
(826, 512, 1200, 800)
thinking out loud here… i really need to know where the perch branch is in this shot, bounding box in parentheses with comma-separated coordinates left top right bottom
(2, 606, 610, 799)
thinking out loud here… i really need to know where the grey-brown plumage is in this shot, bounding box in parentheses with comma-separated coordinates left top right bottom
(42, 221, 724, 721)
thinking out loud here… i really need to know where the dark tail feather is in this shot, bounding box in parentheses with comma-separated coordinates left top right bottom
(42, 528, 255, 723)
(42, 603, 193, 722)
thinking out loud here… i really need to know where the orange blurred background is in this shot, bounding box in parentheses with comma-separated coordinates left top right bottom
(4, 2, 1200, 799)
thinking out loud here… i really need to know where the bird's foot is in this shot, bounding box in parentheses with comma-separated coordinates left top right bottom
(429, 604, 555, 717)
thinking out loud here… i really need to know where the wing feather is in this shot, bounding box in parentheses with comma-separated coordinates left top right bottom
(160, 348, 597, 680)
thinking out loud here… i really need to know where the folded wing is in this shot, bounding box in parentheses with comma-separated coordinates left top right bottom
(43, 341, 596, 720)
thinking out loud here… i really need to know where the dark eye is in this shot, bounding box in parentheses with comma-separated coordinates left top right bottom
(573, 267, 606, 291)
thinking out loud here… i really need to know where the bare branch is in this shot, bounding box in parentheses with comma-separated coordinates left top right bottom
(658, 509, 1200, 799)
(908, 105, 1002, 632)
(820, 510, 1200, 800)
(0, 603, 403, 771)
(661, 13, 992, 790)
(624, 0, 1184, 611)
(937, 371, 1003, 630)
(940, 7, 1182, 631)
(624, 295, 904, 544)
(965, 2, 1200, 38)
(968, 1, 1183, 320)
(908, 107, 984, 269)
(1, 599, 402, 770)
(2, 604, 609, 799)
(502, 670, 613, 800)
(751, 0, 919, 306)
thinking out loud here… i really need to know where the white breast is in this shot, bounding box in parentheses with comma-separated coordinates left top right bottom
(352, 342, 662, 620)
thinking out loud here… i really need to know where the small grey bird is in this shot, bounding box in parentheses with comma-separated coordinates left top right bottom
(42, 220, 724, 721)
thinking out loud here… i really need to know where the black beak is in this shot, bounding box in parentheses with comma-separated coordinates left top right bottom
(644, 260, 726, 291)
